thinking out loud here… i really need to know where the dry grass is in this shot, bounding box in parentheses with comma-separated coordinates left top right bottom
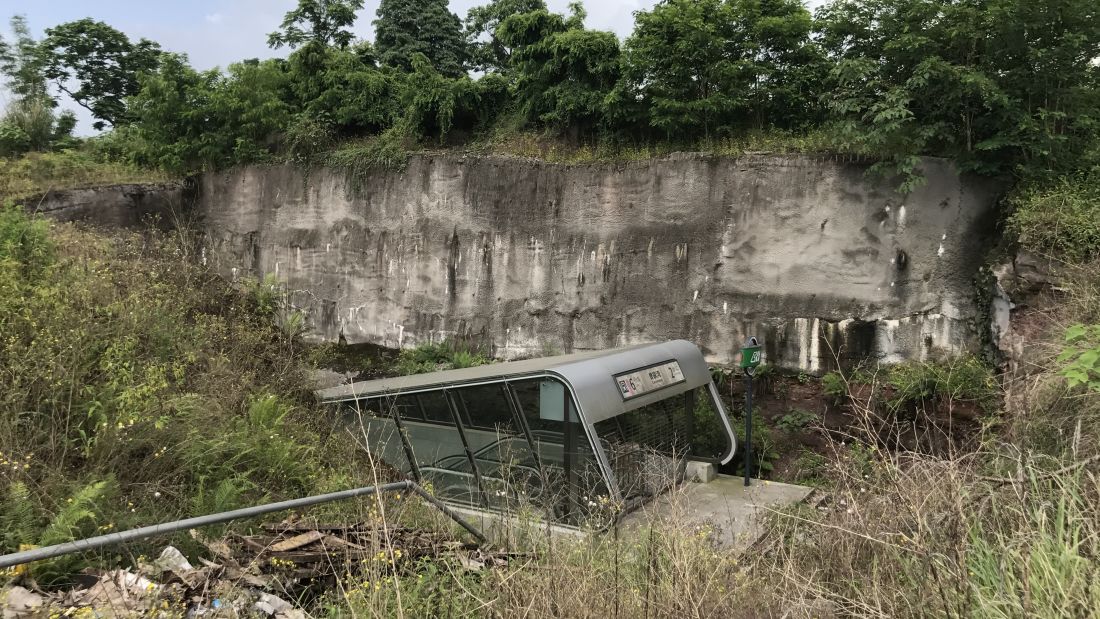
(0, 150, 171, 202)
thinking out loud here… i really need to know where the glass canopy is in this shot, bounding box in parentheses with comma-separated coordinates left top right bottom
(318, 340, 737, 527)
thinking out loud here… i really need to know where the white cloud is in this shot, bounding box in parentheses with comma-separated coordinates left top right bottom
(204, 13, 224, 25)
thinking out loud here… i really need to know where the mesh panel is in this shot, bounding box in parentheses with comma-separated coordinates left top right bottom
(594, 395, 691, 501)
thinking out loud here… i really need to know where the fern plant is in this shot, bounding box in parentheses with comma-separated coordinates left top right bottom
(38, 478, 115, 546)
(0, 481, 38, 554)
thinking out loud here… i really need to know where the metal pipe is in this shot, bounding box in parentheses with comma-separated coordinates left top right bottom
(0, 480, 484, 569)
(743, 373, 753, 487)
(407, 484, 486, 543)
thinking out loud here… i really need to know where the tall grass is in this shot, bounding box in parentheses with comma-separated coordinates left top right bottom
(0, 150, 171, 202)
(0, 209, 371, 582)
(465, 127, 855, 165)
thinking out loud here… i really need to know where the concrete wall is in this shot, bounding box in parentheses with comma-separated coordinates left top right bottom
(29, 182, 188, 228)
(198, 154, 1002, 369)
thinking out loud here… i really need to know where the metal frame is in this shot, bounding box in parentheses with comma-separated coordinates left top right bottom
(322, 340, 738, 523)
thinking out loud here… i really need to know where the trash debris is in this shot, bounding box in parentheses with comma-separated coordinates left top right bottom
(1, 586, 43, 619)
(254, 592, 293, 615)
(2, 518, 522, 617)
(59, 569, 160, 617)
(154, 545, 194, 574)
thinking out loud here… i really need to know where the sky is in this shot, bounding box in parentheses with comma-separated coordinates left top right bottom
(0, 0, 822, 134)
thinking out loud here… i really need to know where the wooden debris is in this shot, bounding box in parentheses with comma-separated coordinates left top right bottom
(269, 531, 325, 552)
(212, 519, 522, 588)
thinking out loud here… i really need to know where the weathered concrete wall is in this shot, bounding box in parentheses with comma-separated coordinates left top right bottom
(27, 182, 188, 228)
(198, 154, 1001, 369)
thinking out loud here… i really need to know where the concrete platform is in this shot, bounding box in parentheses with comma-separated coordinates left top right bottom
(618, 475, 815, 550)
(444, 475, 814, 551)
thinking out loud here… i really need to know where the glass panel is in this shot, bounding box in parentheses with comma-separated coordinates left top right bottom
(342, 398, 412, 480)
(511, 379, 613, 526)
(509, 379, 567, 518)
(593, 394, 692, 505)
(400, 391, 480, 506)
(692, 386, 733, 461)
(391, 395, 423, 422)
(455, 384, 538, 510)
(418, 391, 453, 424)
(573, 423, 614, 528)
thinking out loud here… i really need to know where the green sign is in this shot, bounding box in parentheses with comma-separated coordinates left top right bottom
(740, 345, 762, 369)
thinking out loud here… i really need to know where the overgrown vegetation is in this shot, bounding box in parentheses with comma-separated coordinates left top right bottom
(394, 340, 490, 375)
(0, 149, 169, 201)
(1, 0, 1099, 614)
(0, 207, 370, 583)
(1008, 171, 1100, 262)
(0, 0, 1095, 259)
(1, 0, 1096, 188)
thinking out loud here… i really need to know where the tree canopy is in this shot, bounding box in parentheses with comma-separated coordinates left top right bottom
(1, 0, 1096, 187)
(464, 0, 547, 72)
(41, 19, 162, 130)
(0, 15, 49, 101)
(818, 0, 1100, 181)
(374, 0, 468, 77)
(0, 16, 76, 156)
(267, 0, 365, 50)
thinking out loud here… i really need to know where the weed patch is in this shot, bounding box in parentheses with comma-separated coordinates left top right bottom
(394, 340, 490, 375)
(0, 150, 171, 201)
(0, 212, 372, 581)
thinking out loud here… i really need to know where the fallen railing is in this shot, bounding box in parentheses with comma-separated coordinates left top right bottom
(0, 480, 485, 569)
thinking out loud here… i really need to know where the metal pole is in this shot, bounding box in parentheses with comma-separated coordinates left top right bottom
(407, 484, 486, 543)
(0, 480, 485, 569)
(744, 372, 753, 487)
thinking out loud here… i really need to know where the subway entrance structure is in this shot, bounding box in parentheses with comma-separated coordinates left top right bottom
(317, 340, 739, 527)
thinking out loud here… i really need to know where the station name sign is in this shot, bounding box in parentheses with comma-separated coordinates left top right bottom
(614, 360, 686, 400)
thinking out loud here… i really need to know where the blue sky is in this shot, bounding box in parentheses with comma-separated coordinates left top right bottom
(0, 1, 662, 72)
(0, 0, 822, 134)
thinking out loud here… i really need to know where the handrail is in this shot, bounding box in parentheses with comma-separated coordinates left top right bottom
(0, 480, 485, 569)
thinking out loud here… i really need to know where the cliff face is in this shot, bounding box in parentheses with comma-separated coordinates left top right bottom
(198, 154, 1002, 369)
(31, 182, 187, 228)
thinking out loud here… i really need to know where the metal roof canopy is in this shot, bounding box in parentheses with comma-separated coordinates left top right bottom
(318, 340, 714, 425)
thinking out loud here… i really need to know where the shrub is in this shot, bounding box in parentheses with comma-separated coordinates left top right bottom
(776, 408, 817, 433)
(394, 340, 489, 375)
(886, 355, 997, 412)
(0, 214, 372, 567)
(1008, 177, 1100, 262)
(323, 127, 414, 193)
(1058, 324, 1100, 392)
(0, 202, 54, 278)
(285, 113, 335, 161)
(821, 370, 846, 400)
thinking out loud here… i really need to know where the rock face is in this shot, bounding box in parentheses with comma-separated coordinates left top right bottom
(30, 182, 188, 228)
(198, 154, 1002, 369)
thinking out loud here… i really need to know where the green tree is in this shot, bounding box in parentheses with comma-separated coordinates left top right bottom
(817, 0, 1100, 183)
(464, 0, 546, 72)
(40, 19, 162, 130)
(398, 53, 504, 142)
(621, 0, 821, 141)
(374, 0, 468, 77)
(0, 15, 76, 156)
(126, 54, 290, 172)
(288, 43, 399, 134)
(0, 15, 49, 102)
(498, 5, 620, 139)
(267, 0, 365, 50)
(0, 99, 76, 156)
